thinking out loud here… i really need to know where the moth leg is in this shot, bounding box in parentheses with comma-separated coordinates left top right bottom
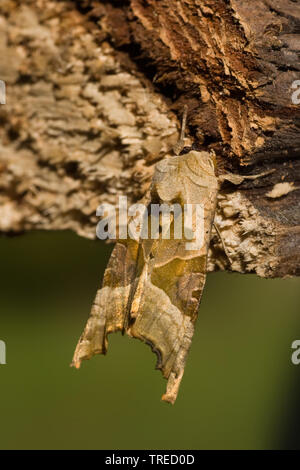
(219, 169, 275, 185)
(173, 105, 188, 156)
(213, 222, 232, 265)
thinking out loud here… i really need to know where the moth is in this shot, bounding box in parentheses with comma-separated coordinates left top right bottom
(72, 107, 270, 404)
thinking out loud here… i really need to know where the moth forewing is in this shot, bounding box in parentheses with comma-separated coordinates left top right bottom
(130, 150, 218, 403)
(72, 149, 218, 404)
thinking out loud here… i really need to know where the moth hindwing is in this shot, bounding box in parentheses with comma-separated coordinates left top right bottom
(72, 150, 218, 404)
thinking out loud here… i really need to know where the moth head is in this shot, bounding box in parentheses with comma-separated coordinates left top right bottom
(151, 156, 182, 202)
(183, 150, 216, 177)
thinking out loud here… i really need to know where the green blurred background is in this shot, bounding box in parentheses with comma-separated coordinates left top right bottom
(0, 231, 299, 449)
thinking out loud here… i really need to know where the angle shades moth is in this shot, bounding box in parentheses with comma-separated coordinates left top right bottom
(72, 103, 222, 404)
(71, 100, 274, 404)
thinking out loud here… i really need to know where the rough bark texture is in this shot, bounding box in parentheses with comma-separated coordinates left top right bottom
(0, 0, 299, 277)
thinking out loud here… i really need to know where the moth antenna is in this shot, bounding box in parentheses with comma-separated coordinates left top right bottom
(213, 222, 232, 266)
(173, 104, 188, 156)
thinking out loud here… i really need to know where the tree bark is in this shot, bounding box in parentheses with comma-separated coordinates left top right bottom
(0, 0, 299, 277)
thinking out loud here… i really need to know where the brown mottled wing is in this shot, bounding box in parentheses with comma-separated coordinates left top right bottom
(71, 239, 138, 361)
(72, 150, 218, 404)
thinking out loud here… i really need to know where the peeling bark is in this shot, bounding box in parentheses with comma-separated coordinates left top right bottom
(0, 0, 299, 277)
